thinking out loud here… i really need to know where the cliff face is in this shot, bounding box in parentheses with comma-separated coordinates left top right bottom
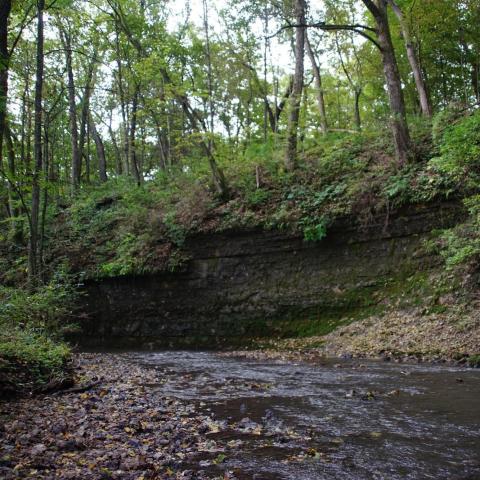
(79, 201, 462, 348)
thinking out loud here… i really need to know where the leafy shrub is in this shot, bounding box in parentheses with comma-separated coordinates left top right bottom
(0, 285, 74, 395)
(430, 109, 480, 188)
(0, 326, 71, 395)
(245, 188, 271, 207)
(432, 103, 467, 148)
(438, 195, 480, 268)
(302, 219, 328, 242)
(0, 281, 76, 335)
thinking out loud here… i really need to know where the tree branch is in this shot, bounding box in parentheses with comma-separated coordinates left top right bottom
(361, 0, 382, 19)
(269, 22, 381, 51)
(9, 4, 35, 56)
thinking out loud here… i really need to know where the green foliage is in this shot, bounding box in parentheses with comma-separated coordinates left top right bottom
(430, 110, 480, 189)
(0, 281, 76, 335)
(468, 354, 480, 368)
(58, 123, 477, 279)
(99, 232, 154, 277)
(0, 284, 74, 395)
(0, 327, 70, 390)
(426, 111, 480, 270)
(431, 104, 466, 147)
(245, 188, 271, 207)
(438, 195, 480, 268)
(163, 211, 187, 246)
(302, 220, 328, 242)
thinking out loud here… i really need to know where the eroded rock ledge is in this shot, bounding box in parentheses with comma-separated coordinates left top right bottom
(78, 201, 462, 348)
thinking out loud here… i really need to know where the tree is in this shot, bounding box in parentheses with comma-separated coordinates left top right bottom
(281, 0, 412, 164)
(285, 0, 306, 171)
(89, 118, 108, 182)
(305, 31, 328, 134)
(387, 0, 432, 117)
(333, 32, 365, 130)
(0, 0, 12, 167)
(58, 24, 81, 191)
(361, 0, 411, 165)
(29, 0, 45, 285)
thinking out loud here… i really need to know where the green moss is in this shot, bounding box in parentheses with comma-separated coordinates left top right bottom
(249, 259, 457, 342)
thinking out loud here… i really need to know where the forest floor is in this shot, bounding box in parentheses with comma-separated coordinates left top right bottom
(0, 354, 241, 480)
(223, 307, 480, 367)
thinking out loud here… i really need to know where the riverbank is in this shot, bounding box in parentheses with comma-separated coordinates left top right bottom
(0, 354, 220, 479)
(223, 307, 480, 367)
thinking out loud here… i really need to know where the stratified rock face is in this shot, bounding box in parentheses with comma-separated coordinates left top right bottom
(79, 202, 462, 348)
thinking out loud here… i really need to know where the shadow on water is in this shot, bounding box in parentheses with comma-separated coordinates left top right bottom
(128, 351, 480, 480)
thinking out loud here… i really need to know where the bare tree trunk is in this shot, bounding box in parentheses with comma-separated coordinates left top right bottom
(202, 0, 214, 136)
(89, 118, 108, 183)
(334, 34, 363, 131)
(130, 88, 142, 185)
(39, 123, 49, 280)
(20, 75, 29, 173)
(305, 32, 328, 134)
(387, 0, 432, 117)
(59, 27, 81, 191)
(4, 122, 15, 221)
(114, 25, 130, 175)
(109, 123, 122, 175)
(363, 0, 411, 166)
(0, 0, 12, 168)
(26, 87, 32, 176)
(79, 55, 96, 167)
(472, 60, 479, 102)
(354, 88, 362, 130)
(29, 0, 45, 286)
(285, 0, 306, 171)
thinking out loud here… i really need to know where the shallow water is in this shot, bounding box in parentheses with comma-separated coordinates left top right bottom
(130, 351, 480, 480)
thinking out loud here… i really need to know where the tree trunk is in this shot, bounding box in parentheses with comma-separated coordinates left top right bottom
(354, 88, 362, 130)
(4, 121, 15, 220)
(79, 55, 96, 168)
(38, 123, 49, 281)
(284, 0, 306, 171)
(114, 25, 130, 175)
(29, 0, 45, 286)
(109, 124, 122, 175)
(305, 32, 328, 134)
(129, 88, 142, 185)
(60, 28, 81, 191)
(89, 118, 108, 182)
(387, 0, 432, 117)
(471, 60, 479, 102)
(0, 0, 12, 168)
(363, 0, 411, 166)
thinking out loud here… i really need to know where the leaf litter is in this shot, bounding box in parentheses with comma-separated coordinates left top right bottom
(0, 353, 334, 479)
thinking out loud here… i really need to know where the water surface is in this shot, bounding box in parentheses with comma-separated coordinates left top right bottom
(130, 351, 480, 479)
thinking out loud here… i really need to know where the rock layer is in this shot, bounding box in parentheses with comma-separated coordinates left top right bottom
(79, 201, 462, 347)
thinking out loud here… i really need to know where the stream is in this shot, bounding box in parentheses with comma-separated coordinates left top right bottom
(127, 351, 480, 480)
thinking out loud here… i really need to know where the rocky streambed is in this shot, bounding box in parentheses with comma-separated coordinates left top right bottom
(1, 351, 480, 479)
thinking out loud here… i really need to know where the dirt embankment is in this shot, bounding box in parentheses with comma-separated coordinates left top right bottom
(222, 307, 480, 367)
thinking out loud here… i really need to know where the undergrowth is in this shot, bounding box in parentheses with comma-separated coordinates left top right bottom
(0, 283, 75, 396)
(39, 112, 478, 280)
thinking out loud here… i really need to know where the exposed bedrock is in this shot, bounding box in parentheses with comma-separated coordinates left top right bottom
(78, 201, 462, 348)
